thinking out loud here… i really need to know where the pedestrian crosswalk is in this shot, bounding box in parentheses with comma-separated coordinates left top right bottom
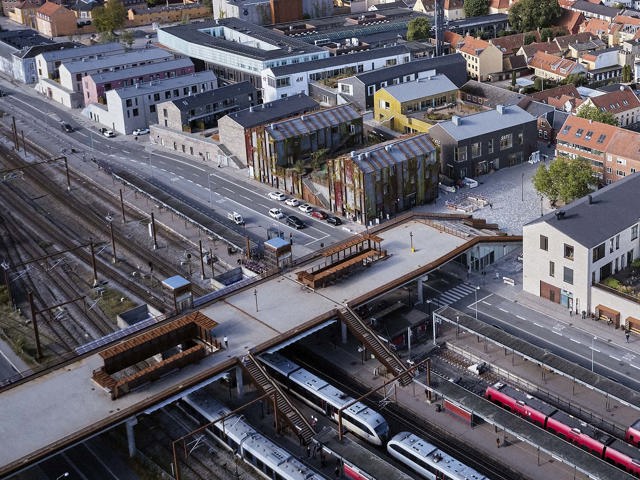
(435, 282, 478, 307)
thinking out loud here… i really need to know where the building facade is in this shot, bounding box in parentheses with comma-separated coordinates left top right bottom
(428, 104, 537, 180)
(328, 134, 438, 224)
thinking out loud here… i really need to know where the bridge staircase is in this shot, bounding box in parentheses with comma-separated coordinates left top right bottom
(241, 352, 315, 445)
(338, 307, 414, 386)
(301, 176, 330, 210)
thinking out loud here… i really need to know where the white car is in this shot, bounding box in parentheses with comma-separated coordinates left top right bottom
(269, 208, 285, 219)
(285, 198, 300, 207)
(268, 191, 287, 201)
(298, 203, 313, 214)
(132, 127, 150, 136)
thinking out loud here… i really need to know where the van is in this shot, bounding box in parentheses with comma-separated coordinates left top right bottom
(227, 212, 245, 225)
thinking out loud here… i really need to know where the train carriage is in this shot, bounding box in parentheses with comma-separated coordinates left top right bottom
(484, 382, 554, 427)
(259, 352, 389, 445)
(387, 431, 488, 480)
(627, 419, 640, 447)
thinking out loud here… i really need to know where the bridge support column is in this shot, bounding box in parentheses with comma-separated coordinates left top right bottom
(126, 417, 138, 458)
(341, 320, 348, 344)
(417, 275, 429, 304)
(235, 365, 244, 399)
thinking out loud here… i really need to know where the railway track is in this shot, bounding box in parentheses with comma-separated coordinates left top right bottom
(289, 345, 519, 480)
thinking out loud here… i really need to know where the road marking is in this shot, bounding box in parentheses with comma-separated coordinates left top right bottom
(534, 322, 544, 328)
(610, 355, 621, 361)
(592, 348, 600, 353)
(241, 195, 251, 200)
(121, 149, 130, 154)
(516, 315, 526, 320)
(552, 330, 563, 335)
(570, 338, 581, 344)
(482, 301, 492, 305)
(498, 307, 508, 313)
(221, 187, 234, 193)
(632, 364, 640, 371)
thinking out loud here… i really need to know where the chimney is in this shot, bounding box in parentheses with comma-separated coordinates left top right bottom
(620, 85, 625, 91)
(496, 104, 505, 114)
(452, 115, 461, 126)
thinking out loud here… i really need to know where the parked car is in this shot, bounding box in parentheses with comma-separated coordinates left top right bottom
(100, 128, 116, 138)
(61, 123, 73, 133)
(286, 215, 305, 229)
(326, 216, 343, 226)
(311, 210, 328, 220)
(298, 203, 313, 214)
(227, 212, 245, 225)
(268, 191, 287, 201)
(132, 127, 150, 136)
(285, 198, 300, 207)
(269, 208, 285, 219)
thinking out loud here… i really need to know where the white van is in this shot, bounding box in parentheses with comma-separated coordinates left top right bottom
(227, 212, 244, 225)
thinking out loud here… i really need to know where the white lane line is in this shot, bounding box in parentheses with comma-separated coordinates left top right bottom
(121, 149, 130, 154)
(534, 322, 544, 328)
(241, 195, 251, 200)
(553, 330, 563, 335)
(482, 301, 492, 305)
(570, 338, 581, 344)
(221, 187, 234, 193)
(498, 307, 508, 313)
(0, 348, 20, 374)
(592, 348, 600, 353)
(610, 355, 622, 361)
(632, 364, 640, 371)
(516, 315, 526, 320)
(152, 152, 206, 172)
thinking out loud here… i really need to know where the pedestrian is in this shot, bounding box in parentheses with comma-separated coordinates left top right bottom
(626, 332, 630, 343)
(489, 203, 493, 209)
(334, 465, 340, 478)
(496, 438, 501, 448)
(223, 336, 228, 348)
(306, 445, 311, 458)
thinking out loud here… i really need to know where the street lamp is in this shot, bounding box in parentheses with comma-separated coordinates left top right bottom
(208, 172, 215, 204)
(56, 473, 69, 480)
(475, 285, 480, 321)
(521, 172, 524, 202)
(254, 289, 258, 312)
(456, 315, 460, 338)
(409, 231, 414, 253)
(540, 195, 544, 217)
(591, 336, 597, 372)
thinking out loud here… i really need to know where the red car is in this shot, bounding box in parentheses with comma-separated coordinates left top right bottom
(311, 210, 328, 220)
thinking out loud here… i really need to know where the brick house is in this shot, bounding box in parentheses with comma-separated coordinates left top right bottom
(36, 1, 77, 37)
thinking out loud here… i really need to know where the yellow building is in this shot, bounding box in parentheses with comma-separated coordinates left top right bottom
(454, 35, 503, 81)
(373, 73, 458, 134)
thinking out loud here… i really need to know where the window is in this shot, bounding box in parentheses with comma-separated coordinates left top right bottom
(549, 261, 555, 277)
(126, 99, 132, 107)
(564, 244, 574, 260)
(616, 234, 620, 250)
(632, 224, 638, 240)
(563, 267, 573, 284)
(153, 93, 160, 101)
(575, 128, 584, 138)
(488, 138, 494, 154)
(340, 84, 352, 94)
(540, 235, 548, 251)
(132, 108, 139, 117)
(379, 100, 390, 109)
(517, 132, 523, 145)
(593, 243, 605, 262)
(454, 146, 467, 162)
(471, 142, 481, 158)
(596, 134, 606, 144)
(561, 125, 571, 135)
(617, 170, 625, 177)
(499, 133, 512, 150)
(367, 85, 375, 96)
(610, 237, 614, 253)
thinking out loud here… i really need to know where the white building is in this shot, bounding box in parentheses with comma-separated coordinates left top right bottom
(83, 71, 217, 135)
(522, 173, 640, 329)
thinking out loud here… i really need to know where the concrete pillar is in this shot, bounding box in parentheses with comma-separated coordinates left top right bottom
(235, 365, 244, 399)
(341, 321, 348, 344)
(126, 417, 138, 458)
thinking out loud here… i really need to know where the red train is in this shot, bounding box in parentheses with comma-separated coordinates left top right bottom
(485, 382, 640, 477)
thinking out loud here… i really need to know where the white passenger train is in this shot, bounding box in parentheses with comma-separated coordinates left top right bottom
(259, 352, 389, 446)
(183, 390, 327, 480)
(387, 431, 489, 480)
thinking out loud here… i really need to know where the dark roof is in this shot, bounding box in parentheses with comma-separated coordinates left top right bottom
(268, 45, 409, 76)
(526, 172, 640, 248)
(460, 80, 525, 107)
(222, 93, 319, 128)
(267, 105, 360, 141)
(13, 41, 76, 59)
(571, 0, 619, 18)
(350, 53, 467, 87)
(352, 134, 436, 173)
(169, 81, 256, 111)
(159, 17, 323, 62)
(0, 29, 56, 50)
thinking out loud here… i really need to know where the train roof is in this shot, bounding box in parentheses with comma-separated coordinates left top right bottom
(389, 432, 488, 480)
(629, 419, 640, 431)
(550, 410, 615, 445)
(491, 383, 557, 416)
(610, 439, 640, 461)
(260, 352, 303, 376)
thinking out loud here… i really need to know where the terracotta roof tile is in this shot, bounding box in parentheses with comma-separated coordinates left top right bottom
(38, 1, 64, 15)
(556, 115, 618, 150)
(457, 35, 490, 56)
(528, 50, 582, 77)
(585, 87, 640, 114)
(490, 31, 540, 55)
(529, 84, 581, 102)
(607, 129, 640, 158)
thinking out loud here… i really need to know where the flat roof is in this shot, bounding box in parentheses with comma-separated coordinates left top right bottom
(0, 218, 478, 475)
(110, 71, 216, 99)
(380, 74, 458, 102)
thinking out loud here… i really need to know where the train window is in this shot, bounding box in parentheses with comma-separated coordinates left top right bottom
(344, 413, 369, 434)
(264, 465, 274, 478)
(255, 459, 263, 470)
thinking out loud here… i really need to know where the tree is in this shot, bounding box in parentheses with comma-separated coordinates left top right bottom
(119, 30, 134, 48)
(533, 157, 596, 205)
(622, 64, 632, 83)
(524, 33, 537, 45)
(406, 17, 431, 41)
(508, 0, 562, 32)
(93, 0, 126, 36)
(577, 104, 618, 126)
(511, 71, 516, 87)
(561, 73, 587, 87)
(464, 0, 488, 18)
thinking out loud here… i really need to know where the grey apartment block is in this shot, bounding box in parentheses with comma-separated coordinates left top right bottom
(157, 81, 257, 131)
(428, 104, 537, 181)
(337, 53, 467, 111)
(84, 71, 217, 134)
